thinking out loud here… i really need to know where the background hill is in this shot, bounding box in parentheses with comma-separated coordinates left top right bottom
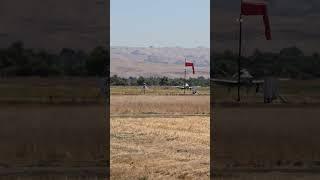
(110, 46, 210, 78)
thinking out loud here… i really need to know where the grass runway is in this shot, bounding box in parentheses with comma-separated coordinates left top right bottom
(2, 78, 320, 179)
(110, 92, 210, 179)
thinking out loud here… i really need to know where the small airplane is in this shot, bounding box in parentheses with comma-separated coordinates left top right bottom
(175, 83, 200, 94)
(212, 69, 268, 93)
(175, 83, 192, 90)
(212, 69, 290, 93)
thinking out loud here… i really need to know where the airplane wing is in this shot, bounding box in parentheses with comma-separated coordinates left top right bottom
(252, 79, 264, 84)
(211, 78, 238, 86)
(252, 78, 290, 84)
(174, 86, 185, 89)
(279, 78, 290, 81)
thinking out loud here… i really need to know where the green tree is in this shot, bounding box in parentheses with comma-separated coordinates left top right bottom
(137, 76, 145, 85)
(86, 46, 108, 76)
(159, 76, 169, 86)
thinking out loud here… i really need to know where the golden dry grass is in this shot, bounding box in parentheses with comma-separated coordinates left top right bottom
(111, 95, 210, 115)
(213, 106, 320, 180)
(0, 105, 107, 166)
(111, 94, 210, 179)
(111, 116, 209, 180)
(0, 175, 106, 180)
(213, 172, 320, 180)
(111, 86, 210, 96)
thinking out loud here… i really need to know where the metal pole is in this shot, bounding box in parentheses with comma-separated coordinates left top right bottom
(237, 8, 243, 102)
(184, 58, 186, 95)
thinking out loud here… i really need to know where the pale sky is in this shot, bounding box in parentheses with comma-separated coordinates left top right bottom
(111, 0, 210, 48)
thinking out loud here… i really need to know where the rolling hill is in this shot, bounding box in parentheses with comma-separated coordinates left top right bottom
(111, 46, 209, 78)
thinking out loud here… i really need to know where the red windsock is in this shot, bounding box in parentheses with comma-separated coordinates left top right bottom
(241, 0, 271, 40)
(185, 61, 195, 74)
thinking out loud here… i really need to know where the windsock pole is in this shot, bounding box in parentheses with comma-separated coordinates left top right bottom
(237, 0, 243, 102)
(184, 58, 187, 95)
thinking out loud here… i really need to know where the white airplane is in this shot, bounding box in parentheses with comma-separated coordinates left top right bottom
(212, 69, 289, 93)
(175, 83, 200, 94)
(175, 83, 192, 90)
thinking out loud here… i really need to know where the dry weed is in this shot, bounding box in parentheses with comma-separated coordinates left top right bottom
(111, 116, 209, 179)
(111, 95, 209, 115)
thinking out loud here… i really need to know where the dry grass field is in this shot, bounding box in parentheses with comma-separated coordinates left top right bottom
(213, 79, 320, 103)
(5, 77, 320, 179)
(0, 176, 106, 180)
(111, 86, 209, 96)
(0, 77, 105, 104)
(0, 78, 109, 179)
(111, 95, 209, 115)
(110, 93, 210, 179)
(111, 116, 209, 179)
(212, 79, 320, 179)
(0, 105, 107, 164)
(214, 172, 320, 180)
(0, 105, 108, 179)
(213, 105, 320, 179)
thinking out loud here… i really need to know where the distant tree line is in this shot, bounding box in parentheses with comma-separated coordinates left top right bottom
(0, 41, 108, 77)
(110, 75, 210, 86)
(213, 47, 320, 79)
(1, 42, 320, 80)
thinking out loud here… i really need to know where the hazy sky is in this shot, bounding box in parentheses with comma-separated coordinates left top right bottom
(111, 0, 210, 48)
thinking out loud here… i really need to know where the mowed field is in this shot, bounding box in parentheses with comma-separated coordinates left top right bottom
(212, 79, 320, 179)
(3, 78, 320, 179)
(110, 85, 210, 179)
(213, 79, 320, 103)
(111, 86, 209, 96)
(0, 78, 108, 179)
(0, 77, 105, 104)
(213, 105, 320, 179)
(111, 116, 209, 179)
(0, 105, 107, 163)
